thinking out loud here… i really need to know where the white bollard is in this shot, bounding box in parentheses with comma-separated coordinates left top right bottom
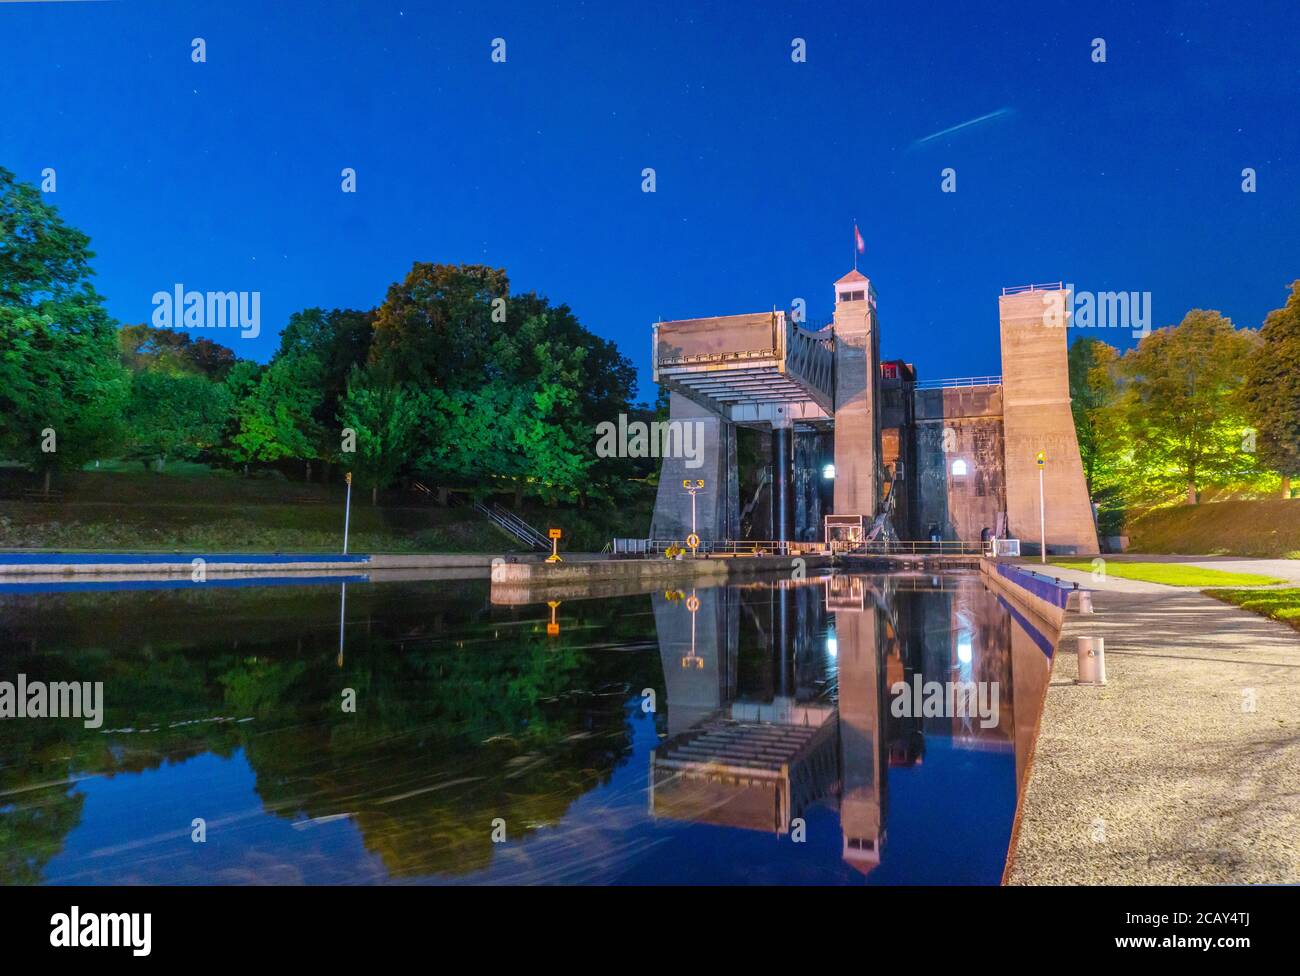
(1076, 636, 1106, 686)
(1078, 590, 1094, 614)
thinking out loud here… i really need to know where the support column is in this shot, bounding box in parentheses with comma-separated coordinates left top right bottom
(772, 421, 794, 544)
(650, 392, 740, 541)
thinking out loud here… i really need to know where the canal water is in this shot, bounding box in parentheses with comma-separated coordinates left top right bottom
(0, 571, 1054, 885)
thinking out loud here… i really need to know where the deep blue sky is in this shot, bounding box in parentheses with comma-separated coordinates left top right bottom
(4, 0, 1298, 399)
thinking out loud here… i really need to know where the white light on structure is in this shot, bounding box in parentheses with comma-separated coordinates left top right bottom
(951, 459, 968, 476)
(957, 635, 973, 664)
(826, 636, 838, 658)
(822, 463, 836, 480)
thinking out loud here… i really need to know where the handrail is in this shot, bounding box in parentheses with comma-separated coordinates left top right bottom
(841, 539, 992, 556)
(643, 539, 829, 558)
(1001, 282, 1064, 295)
(913, 375, 1002, 390)
(474, 502, 550, 551)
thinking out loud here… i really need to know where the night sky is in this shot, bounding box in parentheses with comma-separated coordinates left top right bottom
(4, 0, 1297, 398)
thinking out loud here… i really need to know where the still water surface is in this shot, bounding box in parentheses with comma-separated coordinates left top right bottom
(0, 571, 1053, 884)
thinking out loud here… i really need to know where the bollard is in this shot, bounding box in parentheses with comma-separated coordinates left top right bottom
(1076, 636, 1106, 685)
(1078, 590, 1094, 614)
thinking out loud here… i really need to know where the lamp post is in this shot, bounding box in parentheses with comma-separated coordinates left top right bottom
(681, 479, 705, 554)
(1036, 451, 1046, 564)
(343, 471, 353, 555)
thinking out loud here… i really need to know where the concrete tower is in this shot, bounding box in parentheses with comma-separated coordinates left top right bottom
(999, 286, 1099, 555)
(831, 270, 882, 522)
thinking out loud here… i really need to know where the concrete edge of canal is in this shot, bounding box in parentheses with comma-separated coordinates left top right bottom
(999, 562, 1300, 886)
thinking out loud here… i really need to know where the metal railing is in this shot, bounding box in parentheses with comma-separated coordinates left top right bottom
(640, 539, 830, 558)
(913, 375, 1002, 390)
(1002, 282, 1064, 295)
(474, 502, 550, 551)
(839, 539, 992, 557)
(614, 538, 1013, 559)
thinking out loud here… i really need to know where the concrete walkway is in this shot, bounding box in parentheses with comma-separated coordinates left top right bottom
(1007, 561, 1300, 885)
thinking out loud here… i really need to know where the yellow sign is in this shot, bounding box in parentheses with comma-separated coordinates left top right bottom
(548, 528, 562, 539)
(345, 471, 352, 485)
(1035, 451, 1046, 467)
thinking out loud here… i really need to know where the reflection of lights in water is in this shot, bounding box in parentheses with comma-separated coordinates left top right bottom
(822, 463, 835, 480)
(826, 636, 838, 657)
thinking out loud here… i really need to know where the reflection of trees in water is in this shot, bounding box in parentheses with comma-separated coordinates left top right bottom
(0, 582, 663, 881)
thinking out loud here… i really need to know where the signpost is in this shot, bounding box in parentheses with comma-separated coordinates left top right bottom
(547, 527, 563, 564)
(1036, 451, 1047, 564)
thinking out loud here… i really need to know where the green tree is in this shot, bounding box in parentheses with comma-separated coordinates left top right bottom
(125, 370, 233, 470)
(369, 263, 508, 387)
(118, 324, 237, 379)
(215, 360, 263, 470)
(1243, 281, 1300, 499)
(338, 367, 423, 504)
(1120, 309, 1259, 504)
(0, 168, 129, 493)
(1068, 337, 1124, 495)
(231, 349, 327, 471)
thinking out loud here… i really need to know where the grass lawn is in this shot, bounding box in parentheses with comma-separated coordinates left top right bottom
(1052, 560, 1286, 587)
(1204, 587, 1300, 631)
(1128, 497, 1300, 559)
(0, 469, 652, 553)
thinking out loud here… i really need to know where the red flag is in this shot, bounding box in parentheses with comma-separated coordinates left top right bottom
(854, 224, 865, 253)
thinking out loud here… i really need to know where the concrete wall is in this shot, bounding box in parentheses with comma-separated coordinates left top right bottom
(655, 312, 778, 362)
(999, 290, 1098, 555)
(911, 386, 1006, 541)
(650, 392, 740, 540)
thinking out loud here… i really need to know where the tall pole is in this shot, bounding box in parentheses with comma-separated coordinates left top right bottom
(691, 490, 697, 538)
(1038, 465, 1046, 564)
(343, 471, 353, 555)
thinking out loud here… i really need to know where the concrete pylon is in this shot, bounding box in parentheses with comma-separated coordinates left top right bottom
(771, 420, 794, 543)
(998, 287, 1099, 555)
(831, 270, 882, 524)
(649, 392, 740, 541)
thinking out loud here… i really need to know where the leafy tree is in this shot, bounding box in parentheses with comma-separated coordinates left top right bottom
(1068, 337, 1123, 495)
(216, 360, 264, 470)
(125, 370, 233, 470)
(1243, 281, 1300, 499)
(1120, 309, 1259, 504)
(337, 367, 423, 504)
(0, 168, 129, 492)
(118, 324, 238, 379)
(231, 348, 327, 471)
(369, 263, 508, 387)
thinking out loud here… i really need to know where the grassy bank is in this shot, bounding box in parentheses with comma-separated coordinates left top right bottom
(1127, 497, 1300, 558)
(1052, 559, 1286, 587)
(0, 470, 652, 553)
(1205, 587, 1300, 631)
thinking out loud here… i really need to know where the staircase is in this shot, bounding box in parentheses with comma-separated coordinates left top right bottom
(473, 501, 550, 551)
